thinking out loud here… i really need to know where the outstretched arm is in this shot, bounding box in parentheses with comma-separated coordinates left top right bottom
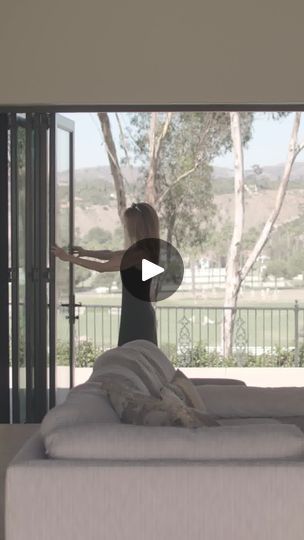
(51, 245, 124, 272)
(72, 246, 125, 260)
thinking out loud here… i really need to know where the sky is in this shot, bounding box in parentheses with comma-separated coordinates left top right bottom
(61, 111, 304, 171)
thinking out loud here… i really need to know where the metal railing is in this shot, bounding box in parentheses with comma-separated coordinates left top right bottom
(56, 300, 304, 367)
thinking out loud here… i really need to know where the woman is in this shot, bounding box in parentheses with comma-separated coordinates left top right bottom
(52, 202, 159, 346)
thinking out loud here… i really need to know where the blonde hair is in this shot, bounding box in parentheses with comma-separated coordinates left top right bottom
(124, 202, 160, 264)
(124, 202, 160, 244)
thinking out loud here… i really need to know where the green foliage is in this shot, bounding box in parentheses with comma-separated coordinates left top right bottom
(111, 226, 124, 250)
(92, 271, 120, 291)
(168, 342, 304, 368)
(242, 227, 260, 252)
(128, 111, 255, 251)
(83, 227, 112, 249)
(56, 339, 103, 367)
(265, 212, 304, 279)
(206, 219, 233, 265)
(59, 177, 113, 207)
(75, 266, 92, 287)
(76, 341, 103, 367)
(14, 339, 304, 371)
(56, 340, 70, 365)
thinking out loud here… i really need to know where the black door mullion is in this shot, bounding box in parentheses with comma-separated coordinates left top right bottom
(25, 113, 35, 422)
(69, 129, 75, 389)
(32, 113, 48, 421)
(0, 113, 10, 423)
(49, 113, 56, 409)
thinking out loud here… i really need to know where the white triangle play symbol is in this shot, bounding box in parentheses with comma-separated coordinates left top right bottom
(142, 259, 164, 281)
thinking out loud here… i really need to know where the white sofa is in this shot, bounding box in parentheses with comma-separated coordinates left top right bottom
(5, 340, 304, 540)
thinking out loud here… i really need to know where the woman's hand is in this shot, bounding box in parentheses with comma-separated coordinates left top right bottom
(51, 244, 70, 262)
(71, 245, 86, 257)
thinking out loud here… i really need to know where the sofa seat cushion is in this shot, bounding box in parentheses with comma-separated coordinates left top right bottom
(198, 385, 304, 418)
(44, 422, 304, 461)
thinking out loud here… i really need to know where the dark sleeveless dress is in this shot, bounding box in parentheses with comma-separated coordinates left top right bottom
(118, 265, 158, 346)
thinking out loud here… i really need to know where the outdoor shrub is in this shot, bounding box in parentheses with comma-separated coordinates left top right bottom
(56, 339, 103, 367)
(56, 340, 70, 366)
(168, 342, 304, 368)
(76, 340, 103, 367)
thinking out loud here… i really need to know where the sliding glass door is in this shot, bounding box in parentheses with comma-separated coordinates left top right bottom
(2, 112, 75, 423)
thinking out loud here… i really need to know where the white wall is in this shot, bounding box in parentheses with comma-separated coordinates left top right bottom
(0, 0, 303, 107)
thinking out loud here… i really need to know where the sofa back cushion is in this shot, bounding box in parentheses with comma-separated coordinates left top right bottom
(198, 385, 304, 417)
(40, 381, 119, 438)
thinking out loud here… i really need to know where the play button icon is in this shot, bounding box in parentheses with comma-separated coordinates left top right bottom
(120, 238, 184, 302)
(142, 259, 164, 281)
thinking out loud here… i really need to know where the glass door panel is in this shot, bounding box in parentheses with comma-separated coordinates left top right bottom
(10, 115, 27, 422)
(54, 115, 75, 404)
(0, 114, 10, 423)
(17, 122, 26, 421)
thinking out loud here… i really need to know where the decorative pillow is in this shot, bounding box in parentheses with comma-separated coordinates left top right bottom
(101, 380, 218, 428)
(170, 369, 208, 412)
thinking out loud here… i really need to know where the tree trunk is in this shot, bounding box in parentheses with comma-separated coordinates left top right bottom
(145, 113, 158, 206)
(191, 260, 196, 297)
(97, 112, 127, 246)
(240, 112, 303, 282)
(166, 211, 176, 245)
(223, 111, 303, 357)
(145, 112, 172, 207)
(223, 112, 245, 357)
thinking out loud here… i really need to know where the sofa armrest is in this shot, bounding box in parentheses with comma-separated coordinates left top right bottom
(191, 378, 246, 386)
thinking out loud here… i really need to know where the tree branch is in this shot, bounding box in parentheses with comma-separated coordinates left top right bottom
(157, 156, 203, 205)
(115, 113, 134, 186)
(157, 117, 213, 205)
(240, 111, 302, 281)
(97, 113, 127, 244)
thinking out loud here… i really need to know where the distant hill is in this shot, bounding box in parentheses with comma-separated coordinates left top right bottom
(58, 161, 304, 186)
(213, 189, 304, 233)
(72, 188, 304, 237)
(211, 162, 304, 182)
(57, 163, 304, 238)
(58, 165, 141, 185)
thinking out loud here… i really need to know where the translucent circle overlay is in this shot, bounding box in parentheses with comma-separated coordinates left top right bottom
(120, 238, 184, 302)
